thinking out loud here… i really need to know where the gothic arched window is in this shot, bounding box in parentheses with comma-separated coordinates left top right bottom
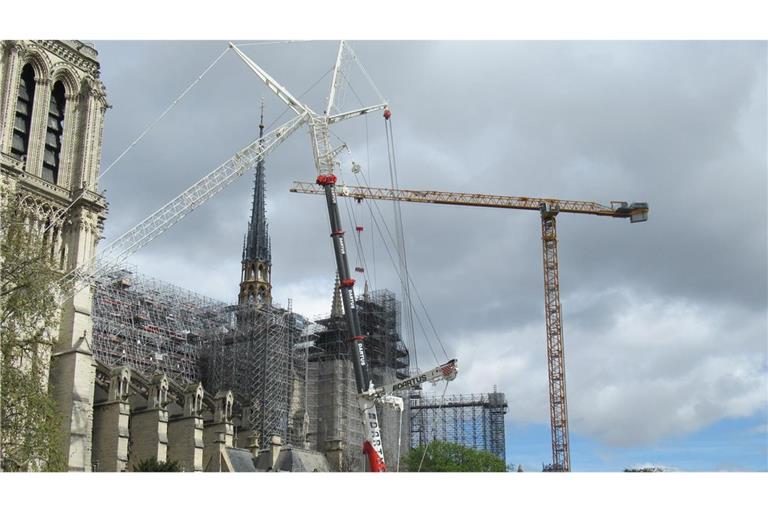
(11, 64, 36, 160)
(42, 81, 66, 184)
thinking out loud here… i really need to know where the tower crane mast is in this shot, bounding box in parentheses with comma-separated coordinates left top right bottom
(290, 181, 649, 471)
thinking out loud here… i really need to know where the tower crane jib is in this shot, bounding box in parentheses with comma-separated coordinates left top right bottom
(290, 180, 648, 472)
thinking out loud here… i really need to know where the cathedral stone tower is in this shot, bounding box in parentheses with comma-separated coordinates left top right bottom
(238, 104, 272, 305)
(0, 40, 109, 471)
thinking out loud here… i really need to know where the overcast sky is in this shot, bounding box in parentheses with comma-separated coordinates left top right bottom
(94, 40, 767, 471)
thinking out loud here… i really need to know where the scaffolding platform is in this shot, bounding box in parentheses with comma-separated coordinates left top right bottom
(92, 267, 226, 384)
(410, 389, 508, 462)
(201, 302, 307, 447)
(305, 288, 411, 471)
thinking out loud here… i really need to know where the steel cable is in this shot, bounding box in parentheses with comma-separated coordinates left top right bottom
(42, 46, 232, 236)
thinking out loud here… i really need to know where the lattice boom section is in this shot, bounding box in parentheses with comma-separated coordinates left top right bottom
(409, 391, 508, 462)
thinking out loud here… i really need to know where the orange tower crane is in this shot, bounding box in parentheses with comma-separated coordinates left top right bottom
(290, 181, 649, 472)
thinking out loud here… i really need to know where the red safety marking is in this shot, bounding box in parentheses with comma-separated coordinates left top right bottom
(340, 278, 356, 288)
(355, 226, 364, 232)
(383, 109, 391, 120)
(316, 174, 338, 186)
(352, 335, 365, 342)
(363, 441, 387, 472)
(331, 230, 345, 237)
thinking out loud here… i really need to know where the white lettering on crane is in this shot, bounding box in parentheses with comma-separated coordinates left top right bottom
(391, 374, 428, 392)
(358, 344, 366, 366)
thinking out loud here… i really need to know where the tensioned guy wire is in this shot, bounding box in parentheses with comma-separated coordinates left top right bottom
(235, 40, 317, 47)
(45, 44, 329, 239)
(99, 47, 231, 181)
(43, 46, 231, 236)
(354, 170, 450, 362)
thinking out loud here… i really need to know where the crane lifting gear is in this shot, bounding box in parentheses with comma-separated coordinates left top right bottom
(375, 395, 404, 412)
(289, 181, 648, 472)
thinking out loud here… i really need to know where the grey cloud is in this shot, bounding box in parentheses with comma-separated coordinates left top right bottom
(95, 40, 767, 448)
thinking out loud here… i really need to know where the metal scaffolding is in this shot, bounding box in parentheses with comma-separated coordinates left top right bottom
(92, 267, 226, 384)
(201, 302, 307, 447)
(312, 290, 409, 375)
(92, 267, 311, 448)
(305, 288, 411, 471)
(410, 389, 508, 462)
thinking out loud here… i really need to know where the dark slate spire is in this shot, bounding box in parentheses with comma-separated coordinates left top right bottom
(243, 100, 271, 265)
(331, 272, 343, 318)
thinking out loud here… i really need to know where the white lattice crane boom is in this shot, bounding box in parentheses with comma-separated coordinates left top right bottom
(61, 113, 308, 294)
(365, 359, 458, 397)
(62, 42, 387, 297)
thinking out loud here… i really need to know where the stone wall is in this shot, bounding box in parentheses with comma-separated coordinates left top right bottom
(0, 39, 108, 471)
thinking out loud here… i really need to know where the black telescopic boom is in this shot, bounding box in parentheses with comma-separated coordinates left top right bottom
(317, 174, 371, 394)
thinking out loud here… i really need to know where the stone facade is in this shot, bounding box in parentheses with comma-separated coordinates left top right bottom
(167, 383, 205, 471)
(92, 367, 131, 471)
(90, 361, 246, 472)
(127, 374, 170, 468)
(0, 40, 109, 471)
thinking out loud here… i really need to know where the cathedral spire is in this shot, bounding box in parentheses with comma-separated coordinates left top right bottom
(331, 272, 343, 318)
(243, 98, 270, 264)
(239, 100, 272, 305)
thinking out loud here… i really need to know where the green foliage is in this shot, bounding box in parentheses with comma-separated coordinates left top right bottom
(1, 194, 67, 472)
(133, 457, 181, 472)
(402, 441, 507, 472)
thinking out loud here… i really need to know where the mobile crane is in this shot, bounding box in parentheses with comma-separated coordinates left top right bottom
(60, 42, 456, 472)
(290, 180, 649, 471)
